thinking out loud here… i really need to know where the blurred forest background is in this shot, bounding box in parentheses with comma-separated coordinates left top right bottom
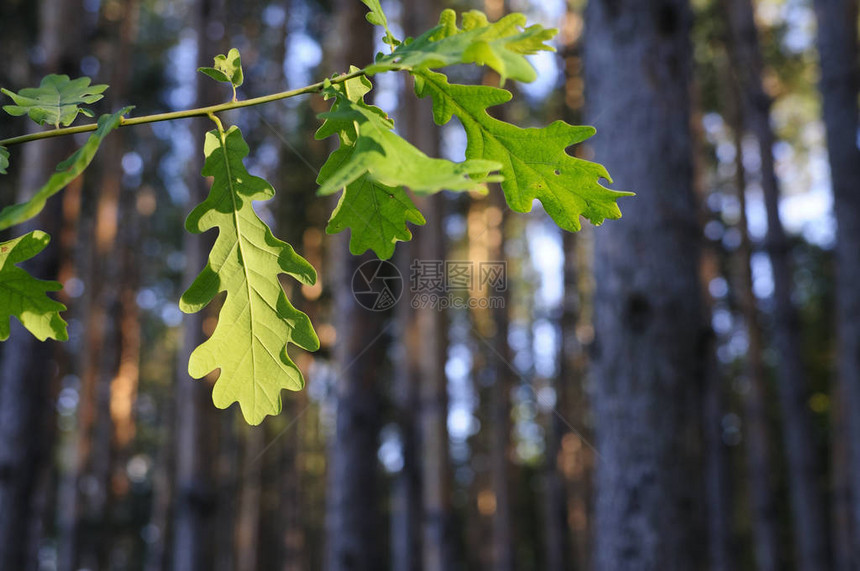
(0, 0, 858, 569)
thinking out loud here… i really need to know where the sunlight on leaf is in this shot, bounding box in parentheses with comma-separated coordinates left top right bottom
(359, 0, 399, 47)
(0, 107, 132, 231)
(180, 125, 319, 425)
(326, 177, 426, 259)
(1, 74, 108, 128)
(414, 71, 633, 231)
(198, 48, 244, 99)
(0, 230, 67, 342)
(316, 72, 501, 196)
(367, 9, 556, 84)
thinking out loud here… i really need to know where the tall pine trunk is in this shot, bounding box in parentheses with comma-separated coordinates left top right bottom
(171, 0, 226, 568)
(584, 1, 707, 568)
(692, 87, 736, 571)
(0, 0, 84, 568)
(812, 1, 860, 567)
(65, 3, 140, 567)
(324, 1, 386, 569)
(401, 2, 454, 570)
(722, 1, 831, 567)
(724, 69, 782, 571)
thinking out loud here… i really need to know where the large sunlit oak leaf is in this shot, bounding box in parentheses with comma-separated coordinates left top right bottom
(1, 74, 108, 127)
(315, 74, 501, 197)
(180, 125, 319, 425)
(366, 9, 556, 83)
(0, 230, 68, 342)
(0, 107, 132, 232)
(414, 71, 633, 231)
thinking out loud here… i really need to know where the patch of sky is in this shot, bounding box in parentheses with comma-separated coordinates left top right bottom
(442, 122, 468, 162)
(526, 219, 563, 309)
(532, 318, 558, 378)
(751, 251, 775, 299)
(262, 4, 287, 28)
(284, 32, 322, 90)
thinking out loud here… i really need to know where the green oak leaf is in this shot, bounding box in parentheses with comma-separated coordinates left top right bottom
(315, 73, 501, 197)
(198, 48, 244, 99)
(0, 107, 132, 231)
(359, 0, 398, 46)
(414, 71, 633, 231)
(326, 177, 426, 259)
(367, 9, 556, 83)
(0, 146, 8, 175)
(180, 124, 319, 425)
(1, 74, 108, 128)
(0, 230, 68, 342)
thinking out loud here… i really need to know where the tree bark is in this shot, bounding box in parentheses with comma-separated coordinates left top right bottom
(724, 72, 782, 571)
(811, 1, 860, 566)
(324, 2, 386, 569)
(552, 18, 597, 567)
(391, 271, 421, 571)
(236, 426, 264, 571)
(64, 3, 140, 567)
(692, 85, 736, 571)
(722, 1, 831, 568)
(488, 258, 515, 571)
(398, 2, 454, 570)
(584, 1, 708, 568)
(171, 0, 226, 569)
(0, 0, 84, 568)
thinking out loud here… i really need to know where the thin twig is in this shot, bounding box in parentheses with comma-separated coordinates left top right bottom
(0, 69, 366, 147)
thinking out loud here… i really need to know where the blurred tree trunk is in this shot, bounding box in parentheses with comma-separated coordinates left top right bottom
(544, 241, 573, 571)
(584, 1, 707, 568)
(692, 85, 736, 571)
(811, 1, 860, 567)
(701, 344, 735, 571)
(831, 384, 855, 571)
(722, 1, 831, 568)
(144, 405, 175, 571)
(171, 0, 226, 569)
(487, 202, 515, 571)
(544, 24, 577, 571)
(480, 8, 516, 570)
(412, 151, 451, 571)
(276, 395, 310, 571)
(560, 230, 597, 571)
(546, 228, 592, 571)
(724, 68, 782, 571)
(236, 426, 264, 571)
(467, 189, 515, 571)
(548, 17, 596, 568)
(214, 412, 239, 571)
(466, 206, 496, 570)
(396, 1, 454, 570)
(64, 2, 140, 568)
(0, 0, 84, 569)
(324, 247, 389, 571)
(324, 1, 386, 569)
(391, 272, 421, 571)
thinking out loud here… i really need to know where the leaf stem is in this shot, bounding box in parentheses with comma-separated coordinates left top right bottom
(0, 68, 366, 147)
(207, 112, 225, 134)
